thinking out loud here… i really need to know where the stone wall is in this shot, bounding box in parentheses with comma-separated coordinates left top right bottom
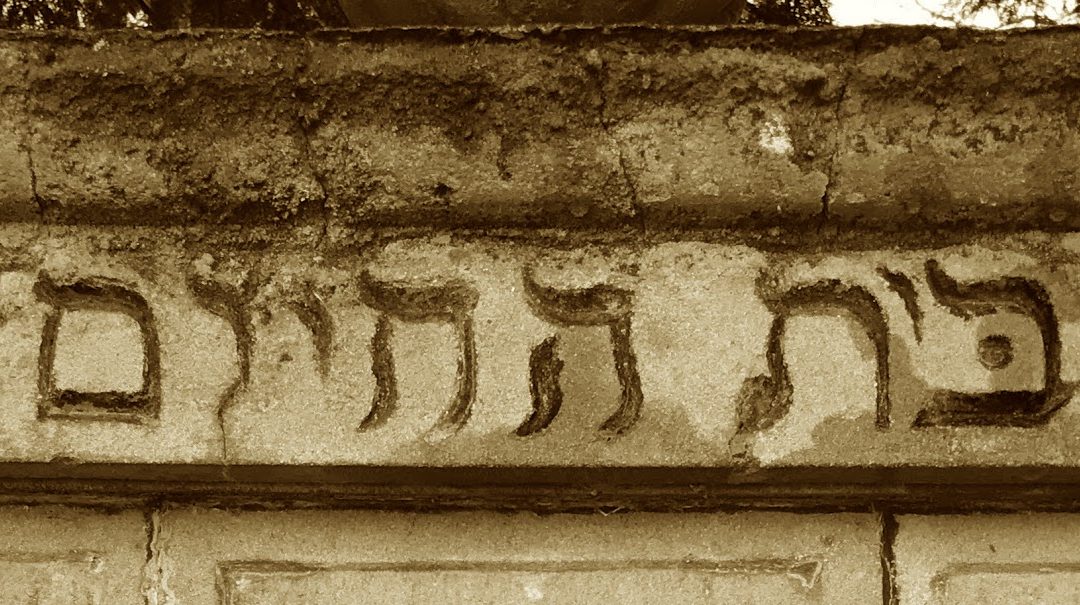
(3, 25, 1080, 604)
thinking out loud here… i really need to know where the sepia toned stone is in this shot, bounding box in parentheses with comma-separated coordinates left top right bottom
(0, 43, 35, 222)
(894, 514, 1080, 604)
(2, 28, 1079, 229)
(18, 35, 322, 224)
(0, 225, 1067, 472)
(0, 228, 230, 463)
(830, 30, 1080, 230)
(52, 309, 145, 394)
(0, 505, 146, 604)
(158, 508, 880, 604)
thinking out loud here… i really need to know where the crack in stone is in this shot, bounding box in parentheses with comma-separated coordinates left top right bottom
(819, 73, 849, 226)
(187, 276, 255, 473)
(879, 511, 899, 605)
(16, 82, 46, 224)
(24, 147, 44, 222)
(587, 51, 644, 230)
(216, 385, 233, 471)
(819, 28, 868, 229)
(142, 504, 176, 605)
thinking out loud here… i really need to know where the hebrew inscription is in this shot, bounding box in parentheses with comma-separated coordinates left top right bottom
(356, 271, 479, 441)
(520, 269, 643, 436)
(0, 230, 1079, 467)
(913, 260, 1075, 427)
(736, 278, 892, 433)
(34, 273, 161, 422)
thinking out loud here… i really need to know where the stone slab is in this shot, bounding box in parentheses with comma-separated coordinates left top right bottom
(2, 27, 1079, 229)
(157, 508, 880, 604)
(894, 514, 1080, 604)
(0, 505, 147, 604)
(0, 226, 1076, 474)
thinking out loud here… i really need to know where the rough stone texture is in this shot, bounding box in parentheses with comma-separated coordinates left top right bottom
(0, 226, 229, 463)
(0, 42, 36, 221)
(0, 0, 746, 29)
(157, 508, 880, 604)
(53, 309, 145, 393)
(894, 514, 1080, 604)
(0, 225, 1073, 475)
(831, 29, 1080, 231)
(2, 27, 1079, 229)
(0, 505, 146, 604)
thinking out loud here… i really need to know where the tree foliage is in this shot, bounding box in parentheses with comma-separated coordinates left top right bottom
(742, 0, 833, 25)
(924, 0, 1079, 26)
(3, 0, 1079, 29)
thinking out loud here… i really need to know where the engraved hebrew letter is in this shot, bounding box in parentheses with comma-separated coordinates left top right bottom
(286, 289, 334, 380)
(357, 271, 479, 439)
(736, 279, 891, 433)
(188, 276, 256, 397)
(34, 273, 161, 421)
(912, 259, 1075, 427)
(518, 269, 643, 436)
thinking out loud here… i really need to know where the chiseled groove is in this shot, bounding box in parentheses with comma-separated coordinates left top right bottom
(517, 335, 563, 436)
(219, 557, 822, 590)
(521, 268, 644, 435)
(358, 313, 397, 431)
(287, 289, 334, 380)
(187, 277, 255, 463)
(877, 267, 923, 342)
(737, 278, 891, 432)
(601, 315, 644, 434)
(917, 258, 1073, 427)
(357, 271, 479, 439)
(32, 272, 162, 422)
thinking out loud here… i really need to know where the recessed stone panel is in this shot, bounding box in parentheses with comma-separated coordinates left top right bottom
(160, 509, 881, 605)
(894, 514, 1080, 605)
(0, 505, 146, 605)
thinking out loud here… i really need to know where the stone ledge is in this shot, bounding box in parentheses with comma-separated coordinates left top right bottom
(1, 26, 1079, 229)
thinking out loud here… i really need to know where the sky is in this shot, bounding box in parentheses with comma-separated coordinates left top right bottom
(829, 0, 1078, 27)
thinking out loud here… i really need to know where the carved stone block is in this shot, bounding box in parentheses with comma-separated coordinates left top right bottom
(894, 514, 1080, 604)
(0, 227, 1074, 472)
(0, 505, 146, 604)
(157, 508, 880, 604)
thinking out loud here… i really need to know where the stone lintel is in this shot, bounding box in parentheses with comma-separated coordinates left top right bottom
(1, 26, 1079, 230)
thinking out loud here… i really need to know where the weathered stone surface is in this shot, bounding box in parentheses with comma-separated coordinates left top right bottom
(0, 226, 229, 463)
(0, 226, 1073, 474)
(0, 42, 35, 221)
(0, 505, 146, 604)
(894, 514, 1080, 604)
(2, 27, 1079, 229)
(831, 29, 1080, 230)
(158, 508, 880, 604)
(13, 35, 322, 224)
